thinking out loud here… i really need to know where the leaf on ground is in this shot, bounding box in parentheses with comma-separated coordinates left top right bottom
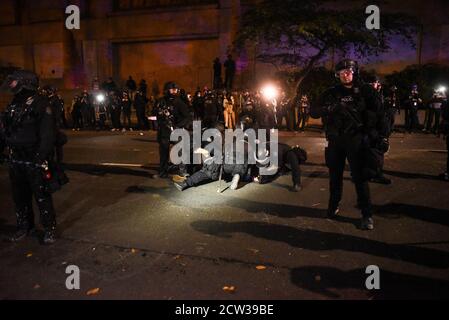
(26, 253, 33, 258)
(256, 265, 267, 270)
(222, 286, 236, 293)
(131, 248, 138, 254)
(33, 284, 40, 289)
(247, 248, 259, 254)
(311, 203, 321, 207)
(173, 255, 181, 260)
(86, 288, 101, 296)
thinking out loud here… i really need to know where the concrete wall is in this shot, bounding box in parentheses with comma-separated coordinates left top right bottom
(0, 0, 447, 93)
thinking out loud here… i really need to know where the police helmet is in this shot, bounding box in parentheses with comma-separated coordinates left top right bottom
(335, 59, 359, 78)
(163, 81, 179, 94)
(2, 69, 39, 94)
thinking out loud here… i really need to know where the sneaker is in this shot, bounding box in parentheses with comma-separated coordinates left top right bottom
(290, 184, 302, 192)
(43, 231, 56, 245)
(230, 174, 240, 190)
(174, 181, 188, 191)
(172, 175, 187, 183)
(139, 132, 144, 136)
(9, 228, 35, 242)
(122, 128, 127, 133)
(327, 206, 340, 219)
(360, 217, 374, 230)
(130, 128, 134, 132)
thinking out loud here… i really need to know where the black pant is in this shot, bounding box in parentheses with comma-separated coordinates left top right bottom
(136, 107, 148, 130)
(158, 136, 171, 175)
(72, 111, 82, 129)
(9, 163, 56, 233)
(325, 134, 371, 217)
(446, 136, 449, 173)
(122, 109, 132, 129)
(111, 108, 121, 129)
(186, 170, 211, 187)
(407, 107, 419, 132)
(299, 112, 309, 130)
(259, 150, 301, 186)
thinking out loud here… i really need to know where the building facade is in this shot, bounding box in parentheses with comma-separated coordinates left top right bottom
(0, 0, 447, 92)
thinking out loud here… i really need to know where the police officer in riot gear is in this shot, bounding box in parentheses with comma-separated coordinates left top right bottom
(366, 74, 391, 185)
(311, 59, 383, 230)
(0, 70, 58, 244)
(439, 98, 449, 181)
(153, 82, 192, 178)
(384, 85, 399, 134)
(405, 84, 422, 133)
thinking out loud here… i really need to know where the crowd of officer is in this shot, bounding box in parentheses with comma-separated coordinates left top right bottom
(1, 59, 448, 245)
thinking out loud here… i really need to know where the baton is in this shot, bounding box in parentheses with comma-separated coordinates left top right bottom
(217, 164, 223, 193)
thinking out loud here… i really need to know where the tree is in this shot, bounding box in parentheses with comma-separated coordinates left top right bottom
(236, 0, 417, 93)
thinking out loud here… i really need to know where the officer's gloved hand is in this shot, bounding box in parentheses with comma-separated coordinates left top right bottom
(378, 138, 390, 153)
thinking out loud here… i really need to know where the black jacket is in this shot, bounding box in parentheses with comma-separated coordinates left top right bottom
(1, 89, 56, 162)
(311, 82, 383, 142)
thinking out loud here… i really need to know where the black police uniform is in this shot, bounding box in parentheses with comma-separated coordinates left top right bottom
(203, 92, 220, 129)
(1, 84, 57, 243)
(134, 92, 149, 130)
(312, 80, 381, 221)
(442, 100, 449, 175)
(406, 91, 421, 133)
(153, 91, 191, 177)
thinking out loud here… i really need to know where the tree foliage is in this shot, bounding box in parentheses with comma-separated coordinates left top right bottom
(236, 0, 417, 92)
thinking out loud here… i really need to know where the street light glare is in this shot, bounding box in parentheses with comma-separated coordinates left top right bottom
(261, 84, 278, 100)
(437, 86, 447, 93)
(96, 94, 105, 102)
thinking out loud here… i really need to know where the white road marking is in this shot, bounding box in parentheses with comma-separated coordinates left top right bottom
(99, 163, 143, 167)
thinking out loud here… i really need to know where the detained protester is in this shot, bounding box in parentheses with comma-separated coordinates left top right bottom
(0, 70, 63, 244)
(173, 132, 248, 192)
(311, 59, 385, 230)
(253, 142, 307, 192)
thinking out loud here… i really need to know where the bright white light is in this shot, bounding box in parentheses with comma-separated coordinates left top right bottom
(261, 84, 278, 100)
(96, 94, 105, 102)
(437, 86, 447, 93)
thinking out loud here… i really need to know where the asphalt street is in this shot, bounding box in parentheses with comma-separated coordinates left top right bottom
(0, 129, 448, 299)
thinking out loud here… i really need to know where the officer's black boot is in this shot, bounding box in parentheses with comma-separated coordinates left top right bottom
(327, 202, 340, 219)
(9, 228, 36, 242)
(10, 207, 35, 242)
(174, 181, 189, 191)
(43, 230, 56, 245)
(360, 217, 374, 230)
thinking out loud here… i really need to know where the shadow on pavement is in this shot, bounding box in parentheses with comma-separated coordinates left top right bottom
(291, 266, 449, 299)
(65, 163, 155, 178)
(373, 203, 449, 227)
(191, 220, 449, 269)
(383, 169, 441, 181)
